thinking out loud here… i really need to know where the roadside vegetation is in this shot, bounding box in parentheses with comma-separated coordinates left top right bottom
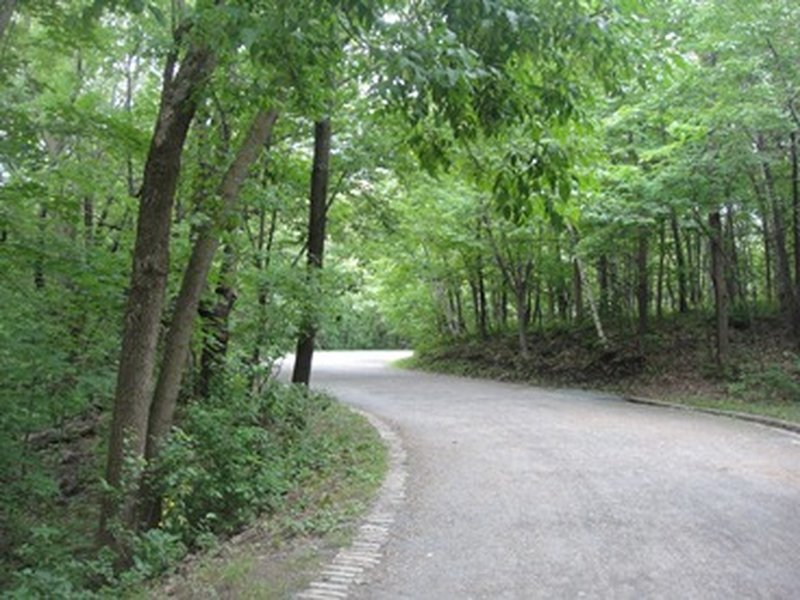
(3, 385, 386, 598)
(403, 313, 800, 425)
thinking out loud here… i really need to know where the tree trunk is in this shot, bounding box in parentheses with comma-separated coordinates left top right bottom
(469, 279, 480, 336)
(695, 230, 705, 306)
(724, 203, 745, 310)
(477, 263, 488, 337)
(455, 285, 466, 332)
(249, 206, 278, 394)
(670, 210, 688, 313)
(99, 43, 215, 548)
(572, 259, 583, 322)
(762, 154, 794, 320)
(197, 259, 237, 399)
(576, 255, 609, 348)
(656, 220, 665, 319)
(791, 131, 800, 337)
(597, 255, 609, 317)
(636, 230, 649, 339)
(292, 118, 332, 385)
(144, 107, 276, 455)
(709, 211, 729, 368)
(514, 282, 529, 359)
(751, 172, 774, 305)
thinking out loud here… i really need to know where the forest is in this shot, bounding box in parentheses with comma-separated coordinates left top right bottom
(1, 0, 799, 596)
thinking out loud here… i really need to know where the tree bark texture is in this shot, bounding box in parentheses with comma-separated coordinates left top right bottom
(292, 118, 332, 385)
(99, 43, 214, 547)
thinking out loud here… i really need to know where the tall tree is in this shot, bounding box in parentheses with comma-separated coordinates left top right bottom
(99, 34, 215, 547)
(140, 108, 278, 526)
(292, 118, 333, 385)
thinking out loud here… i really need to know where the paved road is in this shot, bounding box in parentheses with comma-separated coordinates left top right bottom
(292, 350, 800, 599)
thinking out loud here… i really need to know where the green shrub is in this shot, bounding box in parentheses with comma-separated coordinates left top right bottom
(729, 361, 800, 404)
(151, 383, 332, 546)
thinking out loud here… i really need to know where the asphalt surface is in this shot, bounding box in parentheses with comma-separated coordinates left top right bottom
(288, 350, 800, 599)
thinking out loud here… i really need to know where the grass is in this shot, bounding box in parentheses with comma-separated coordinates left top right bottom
(144, 401, 387, 599)
(650, 393, 800, 425)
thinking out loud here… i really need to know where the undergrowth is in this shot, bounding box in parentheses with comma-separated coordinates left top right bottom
(2, 382, 386, 598)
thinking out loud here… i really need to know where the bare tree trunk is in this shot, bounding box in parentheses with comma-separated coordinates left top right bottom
(709, 211, 729, 368)
(292, 118, 332, 385)
(576, 256, 608, 348)
(99, 43, 215, 549)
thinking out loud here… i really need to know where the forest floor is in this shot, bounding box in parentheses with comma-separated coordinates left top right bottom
(406, 313, 800, 426)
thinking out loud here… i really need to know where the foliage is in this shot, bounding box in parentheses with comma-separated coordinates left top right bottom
(153, 381, 325, 544)
(3, 382, 383, 597)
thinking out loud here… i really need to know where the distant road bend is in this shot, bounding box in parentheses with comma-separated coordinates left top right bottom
(290, 350, 800, 599)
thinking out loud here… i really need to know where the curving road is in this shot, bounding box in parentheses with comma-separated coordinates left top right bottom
(291, 350, 800, 599)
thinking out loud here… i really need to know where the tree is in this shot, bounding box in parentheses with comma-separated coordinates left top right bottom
(99, 27, 216, 545)
(292, 118, 333, 385)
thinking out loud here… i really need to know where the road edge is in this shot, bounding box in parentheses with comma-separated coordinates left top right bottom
(623, 395, 800, 436)
(296, 408, 407, 600)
